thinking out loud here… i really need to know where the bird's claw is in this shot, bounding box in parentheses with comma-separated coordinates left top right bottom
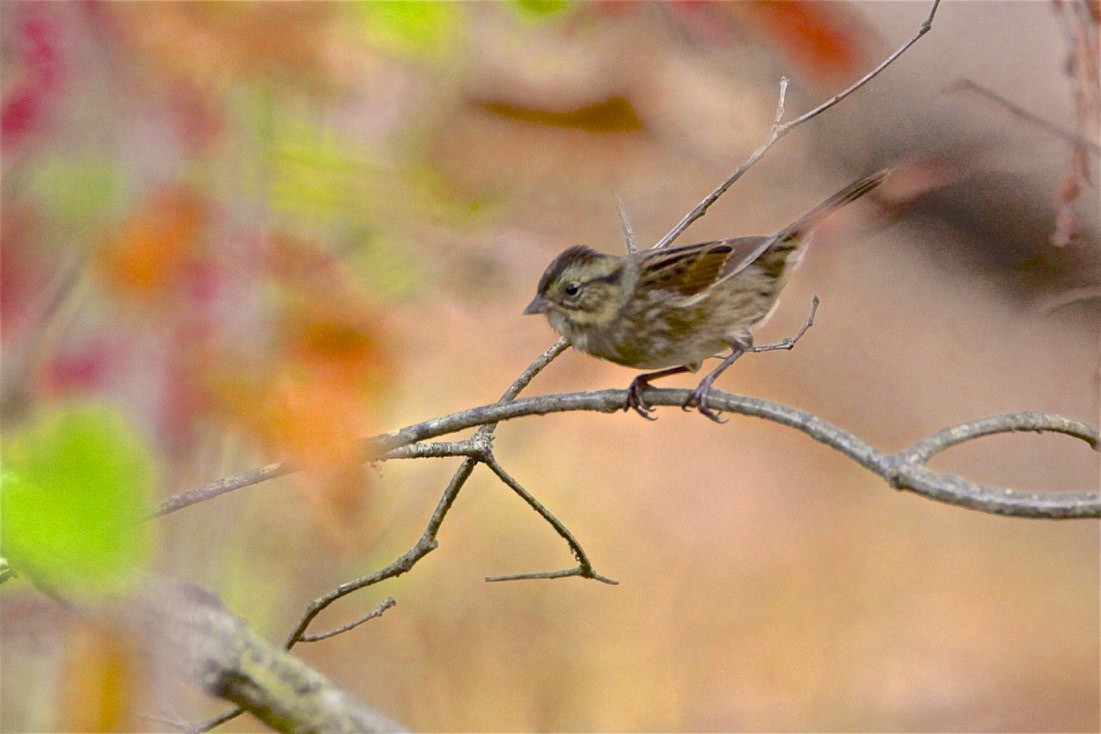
(686, 385, 727, 424)
(625, 378, 659, 420)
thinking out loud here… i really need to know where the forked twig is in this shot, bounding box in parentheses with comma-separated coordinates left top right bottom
(282, 338, 588, 646)
(653, 0, 941, 250)
(480, 453, 617, 584)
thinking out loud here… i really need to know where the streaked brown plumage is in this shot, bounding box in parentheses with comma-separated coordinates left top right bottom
(524, 170, 887, 420)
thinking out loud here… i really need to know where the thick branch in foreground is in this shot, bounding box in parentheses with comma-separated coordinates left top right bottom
(114, 577, 405, 734)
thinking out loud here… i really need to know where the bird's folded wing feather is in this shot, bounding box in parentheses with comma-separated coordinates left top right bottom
(641, 237, 773, 302)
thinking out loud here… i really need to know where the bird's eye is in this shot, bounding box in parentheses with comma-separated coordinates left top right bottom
(563, 282, 581, 297)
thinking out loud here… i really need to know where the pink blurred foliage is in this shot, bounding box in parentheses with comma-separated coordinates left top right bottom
(1, 5, 64, 147)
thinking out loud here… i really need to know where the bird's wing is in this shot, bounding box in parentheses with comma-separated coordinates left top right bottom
(639, 237, 772, 301)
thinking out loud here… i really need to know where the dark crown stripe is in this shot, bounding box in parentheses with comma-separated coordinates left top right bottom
(537, 245, 600, 292)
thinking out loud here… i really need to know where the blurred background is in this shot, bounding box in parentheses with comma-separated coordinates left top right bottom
(2, 1, 1098, 731)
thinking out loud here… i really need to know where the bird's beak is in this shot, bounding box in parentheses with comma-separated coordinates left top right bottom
(523, 295, 551, 315)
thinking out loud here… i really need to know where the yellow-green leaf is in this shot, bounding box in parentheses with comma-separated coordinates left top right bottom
(354, 1, 459, 61)
(30, 154, 126, 236)
(1, 405, 156, 594)
(511, 0, 573, 18)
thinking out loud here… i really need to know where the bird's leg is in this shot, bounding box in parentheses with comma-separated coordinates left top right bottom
(689, 334, 753, 423)
(625, 365, 691, 419)
(687, 299, 818, 422)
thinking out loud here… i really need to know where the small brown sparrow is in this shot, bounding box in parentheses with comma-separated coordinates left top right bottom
(524, 170, 887, 420)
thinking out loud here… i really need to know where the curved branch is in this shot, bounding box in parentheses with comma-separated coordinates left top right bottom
(377, 392, 1099, 519)
(159, 389, 1099, 520)
(898, 412, 1099, 464)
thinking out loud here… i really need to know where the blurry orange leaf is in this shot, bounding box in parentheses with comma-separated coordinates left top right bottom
(205, 302, 390, 467)
(97, 188, 204, 299)
(256, 369, 373, 467)
(286, 303, 390, 378)
(58, 623, 137, 732)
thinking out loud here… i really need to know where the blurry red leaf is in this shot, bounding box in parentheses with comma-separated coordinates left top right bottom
(1, 90, 42, 141)
(729, 2, 871, 81)
(38, 341, 115, 396)
(1, 8, 64, 145)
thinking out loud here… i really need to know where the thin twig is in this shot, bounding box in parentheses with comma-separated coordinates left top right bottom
(653, 0, 941, 250)
(480, 453, 618, 584)
(615, 193, 638, 253)
(153, 462, 290, 518)
(299, 597, 397, 643)
(281, 461, 472, 651)
(748, 295, 820, 353)
(950, 79, 1101, 155)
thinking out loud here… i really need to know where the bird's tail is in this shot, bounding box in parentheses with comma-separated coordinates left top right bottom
(754, 169, 888, 280)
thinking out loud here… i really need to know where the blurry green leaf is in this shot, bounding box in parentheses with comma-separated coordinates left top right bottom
(261, 111, 382, 224)
(354, 1, 459, 60)
(511, 0, 572, 17)
(1, 405, 156, 593)
(347, 228, 424, 301)
(30, 154, 125, 235)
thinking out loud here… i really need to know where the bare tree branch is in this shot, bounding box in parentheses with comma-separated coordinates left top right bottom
(162, 393, 1099, 523)
(950, 79, 1101, 155)
(183, 385, 1098, 732)
(277, 338, 579, 653)
(153, 462, 290, 518)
